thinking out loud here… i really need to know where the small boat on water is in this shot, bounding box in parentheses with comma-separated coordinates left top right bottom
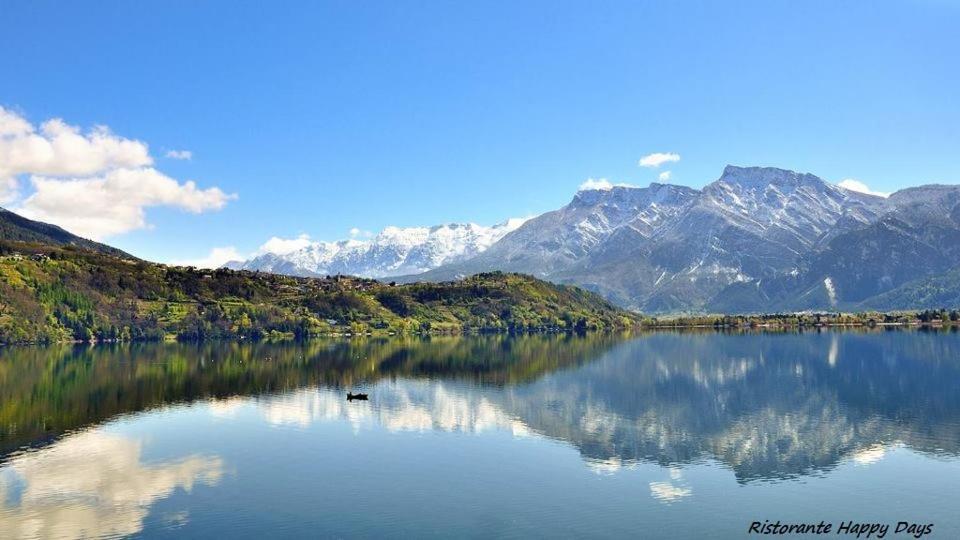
(347, 392, 368, 401)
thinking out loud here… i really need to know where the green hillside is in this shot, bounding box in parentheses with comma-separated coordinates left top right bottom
(0, 207, 132, 258)
(0, 239, 638, 345)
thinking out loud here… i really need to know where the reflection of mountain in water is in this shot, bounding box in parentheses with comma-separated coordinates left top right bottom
(489, 331, 960, 480)
(3, 331, 960, 482)
(0, 334, 622, 456)
(228, 331, 960, 482)
(541, 332, 958, 480)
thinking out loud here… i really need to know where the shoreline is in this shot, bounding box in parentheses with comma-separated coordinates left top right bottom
(644, 320, 960, 329)
(2, 319, 958, 348)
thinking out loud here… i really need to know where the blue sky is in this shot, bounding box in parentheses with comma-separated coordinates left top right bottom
(1, 0, 958, 264)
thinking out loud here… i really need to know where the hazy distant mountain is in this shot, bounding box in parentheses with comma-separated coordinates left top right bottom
(0, 207, 132, 258)
(226, 219, 527, 278)
(408, 166, 960, 313)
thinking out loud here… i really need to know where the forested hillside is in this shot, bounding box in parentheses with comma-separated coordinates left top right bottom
(0, 240, 637, 345)
(0, 207, 131, 258)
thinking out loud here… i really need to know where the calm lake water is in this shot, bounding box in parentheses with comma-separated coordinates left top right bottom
(1, 331, 959, 539)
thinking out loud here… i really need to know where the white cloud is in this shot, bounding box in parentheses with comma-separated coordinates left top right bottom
(0, 177, 16, 204)
(165, 149, 192, 160)
(0, 106, 234, 237)
(638, 152, 680, 168)
(0, 106, 32, 136)
(0, 108, 151, 182)
(172, 246, 244, 269)
(256, 234, 313, 255)
(349, 227, 373, 239)
(15, 168, 235, 239)
(580, 178, 613, 191)
(578, 178, 637, 191)
(501, 216, 531, 230)
(837, 178, 889, 198)
(658, 170, 672, 182)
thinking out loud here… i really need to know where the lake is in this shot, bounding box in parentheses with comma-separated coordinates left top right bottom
(1, 330, 959, 539)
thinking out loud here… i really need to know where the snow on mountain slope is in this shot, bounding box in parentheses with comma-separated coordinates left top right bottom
(697, 166, 886, 248)
(226, 219, 527, 278)
(450, 182, 700, 277)
(408, 165, 952, 312)
(228, 165, 960, 313)
(635, 166, 889, 299)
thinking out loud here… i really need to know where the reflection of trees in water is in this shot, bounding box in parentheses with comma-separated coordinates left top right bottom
(0, 333, 623, 456)
(218, 330, 960, 482)
(0, 431, 222, 539)
(3, 330, 960, 482)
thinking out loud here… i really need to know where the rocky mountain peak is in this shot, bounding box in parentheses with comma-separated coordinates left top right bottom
(716, 165, 827, 191)
(572, 184, 640, 206)
(228, 164, 960, 314)
(571, 182, 698, 209)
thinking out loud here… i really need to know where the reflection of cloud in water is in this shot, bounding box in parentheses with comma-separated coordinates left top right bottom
(687, 358, 755, 388)
(258, 382, 530, 436)
(0, 431, 223, 540)
(261, 390, 351, 427)
(649, 468, 692, 503)
(649, 482, 692, 503)
(828, 334, 839, 367)
(208, 331, 960, 483)
(585, 456, 629, 474)
(208, 396, 247, 418)
(160, 510, 191, 529)
(851, 444, 893, 466)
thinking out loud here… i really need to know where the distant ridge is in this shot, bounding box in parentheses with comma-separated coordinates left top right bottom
(226, 219, 527, 278)
(0, 207, 134, 258)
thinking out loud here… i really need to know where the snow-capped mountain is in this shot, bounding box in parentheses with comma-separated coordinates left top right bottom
(409, 166, 960, 313)
(229, 165, 960, 313)
(471, 182, 700, 276)
(226, 219, 527, 278)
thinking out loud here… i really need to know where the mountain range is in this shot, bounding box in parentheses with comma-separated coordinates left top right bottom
(231, 165, 960, 313)
(224, 219, 527, 278)
(5, 163, 958, 315)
